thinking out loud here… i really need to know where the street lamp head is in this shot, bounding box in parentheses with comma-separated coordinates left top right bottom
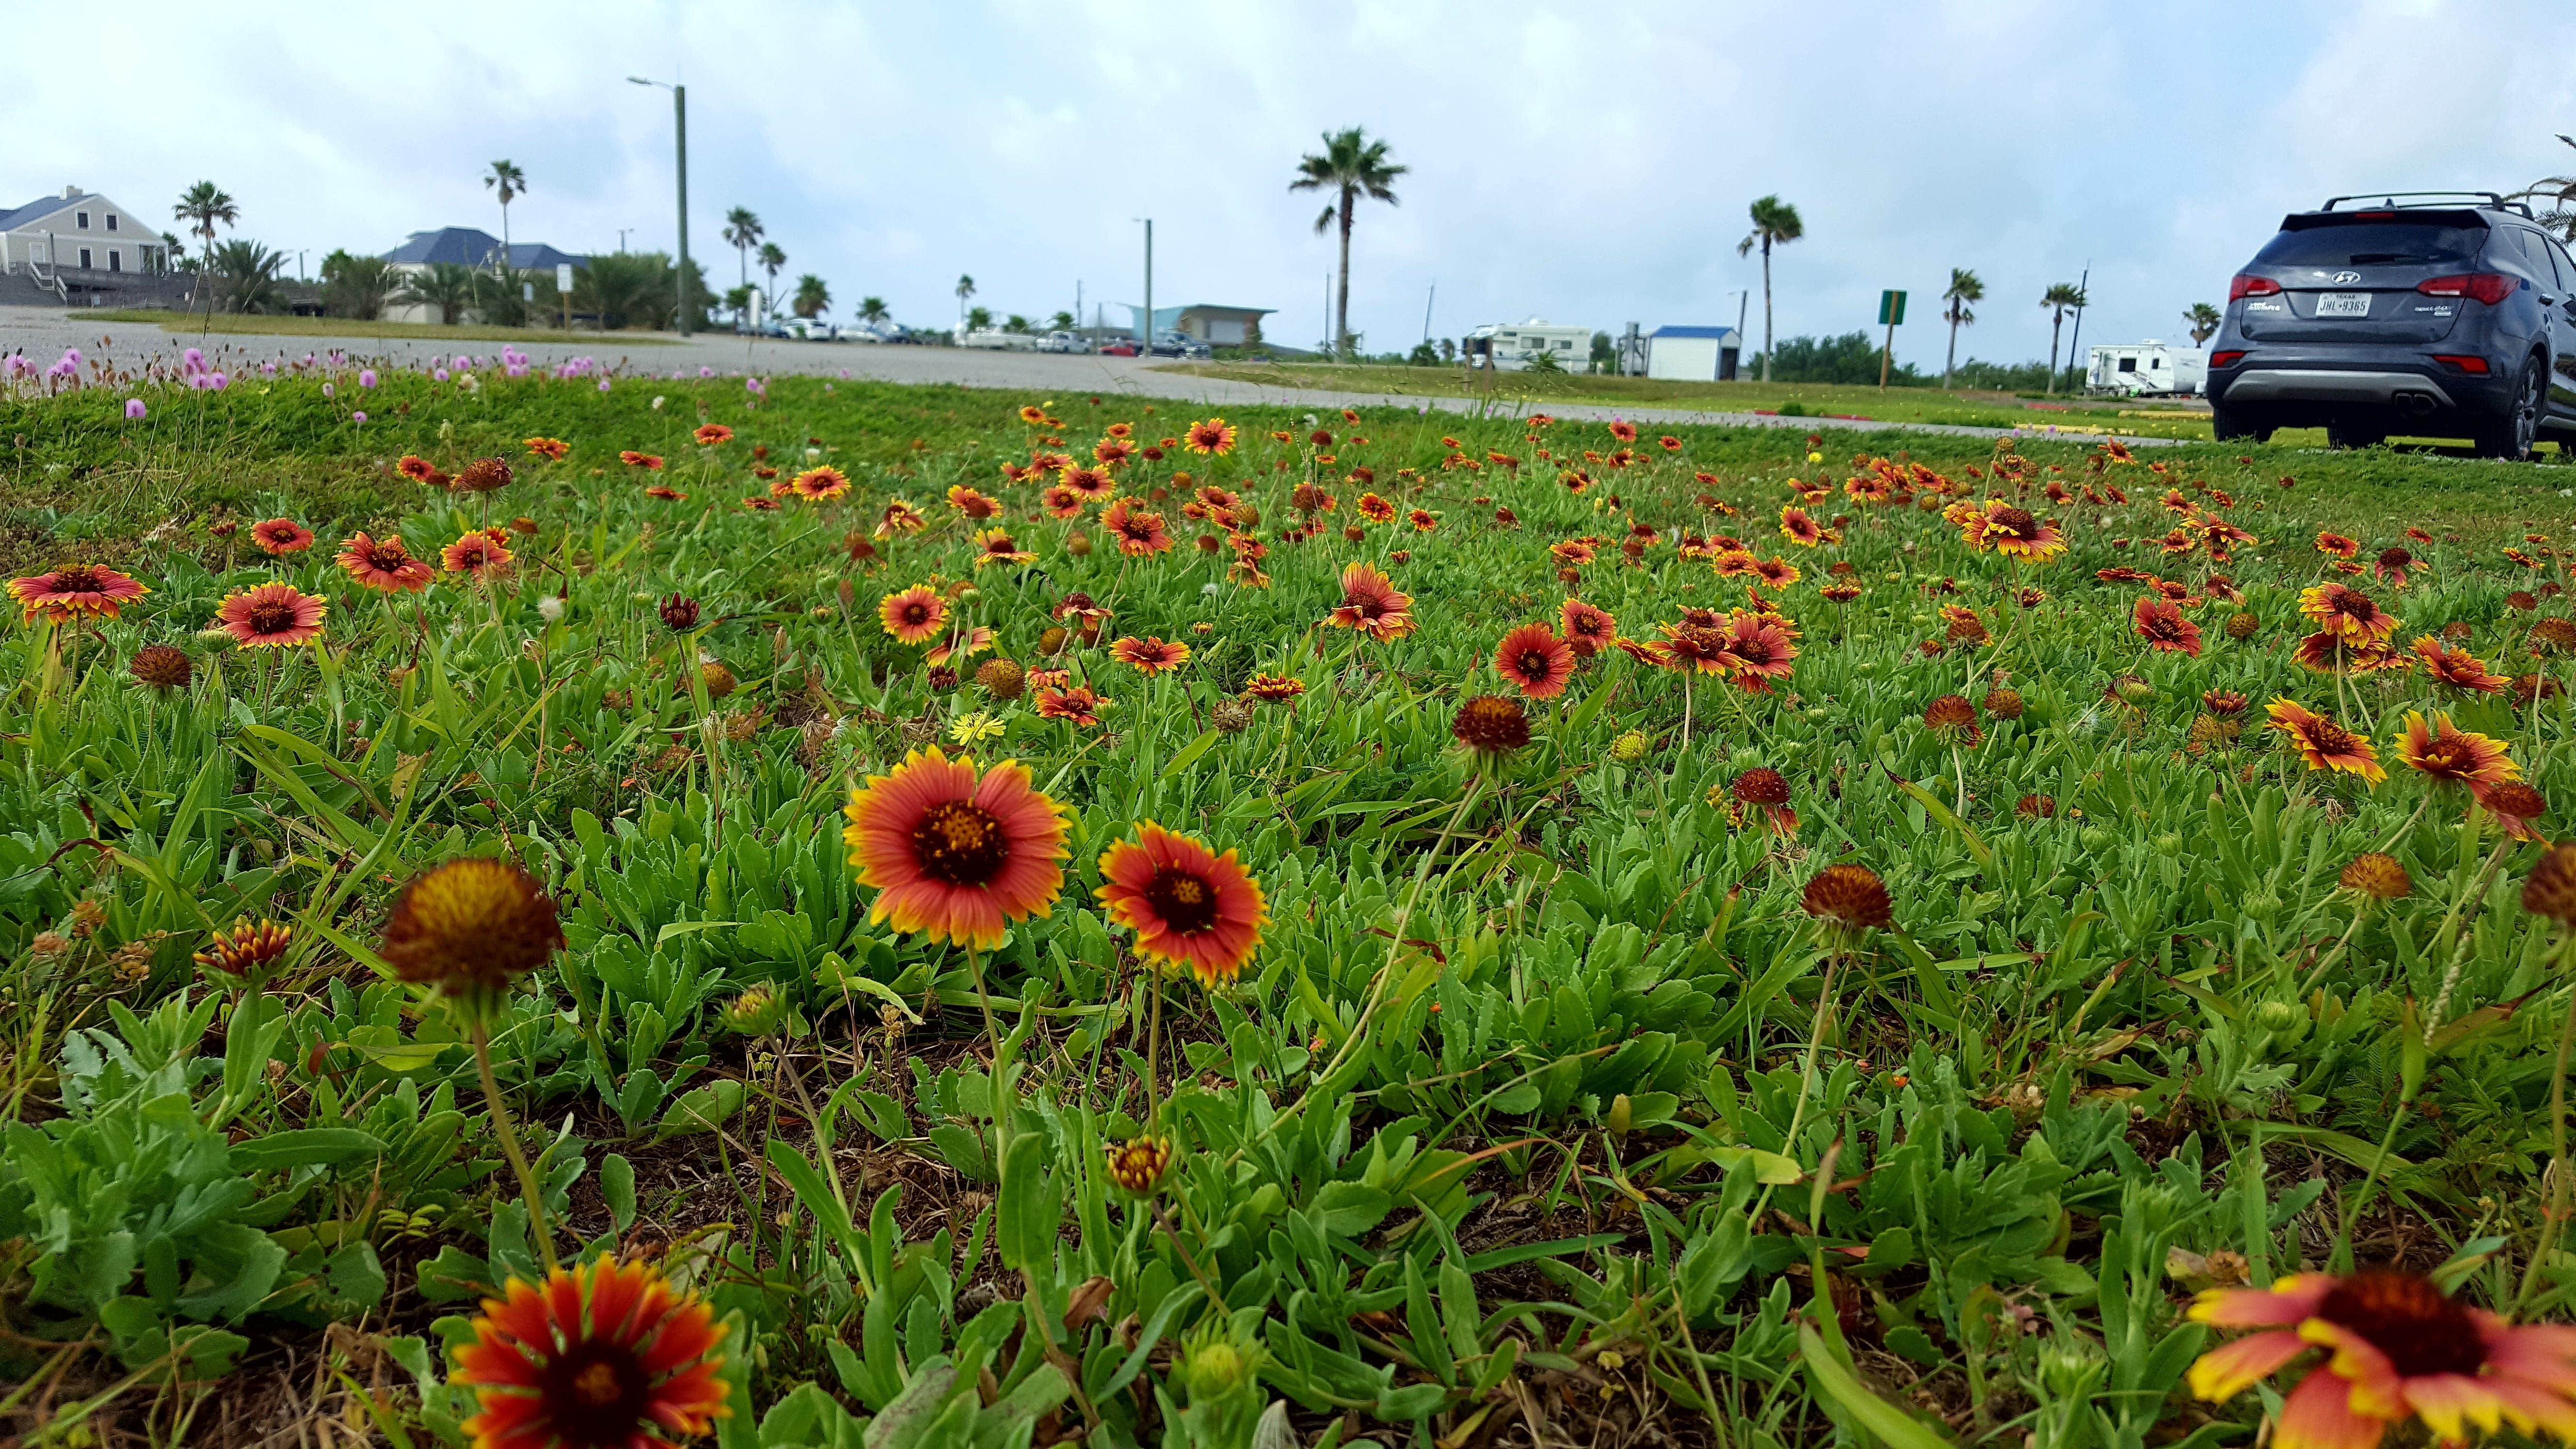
(628, 76, 662, 88)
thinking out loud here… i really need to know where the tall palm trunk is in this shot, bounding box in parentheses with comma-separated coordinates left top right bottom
(1945, 315, 1959, 389)
(2046, 312, 2063, 397)
(1759, 238, 1774, 383)
(1335, 187, 1354, 357)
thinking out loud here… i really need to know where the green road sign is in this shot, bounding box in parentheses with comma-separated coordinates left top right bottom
(1878, 290, 1907, 326)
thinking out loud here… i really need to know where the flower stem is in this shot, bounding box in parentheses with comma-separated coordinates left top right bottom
(2515, 934, 2576, 1315)
(469, 1014, 560, 1274)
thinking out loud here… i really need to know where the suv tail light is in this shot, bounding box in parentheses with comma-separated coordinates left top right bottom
(2209, 350, 2248, 368)
(2229, 274, 2282, 301)
(2432, 354, 2491, 373)
(2417, 274, 2519, 306)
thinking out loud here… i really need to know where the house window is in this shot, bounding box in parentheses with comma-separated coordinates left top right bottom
(108, 250, 121, 273)
(105, 214, 117, 231)
(2117, 356, 2138, 373)
(79, 247, 92, 269)
(76, 211, 89, 228)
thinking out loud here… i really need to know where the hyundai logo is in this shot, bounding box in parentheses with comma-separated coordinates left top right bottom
(2330, 270, 2362, 284)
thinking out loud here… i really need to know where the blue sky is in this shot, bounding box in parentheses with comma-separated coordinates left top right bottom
(11, 0, 2576, 366)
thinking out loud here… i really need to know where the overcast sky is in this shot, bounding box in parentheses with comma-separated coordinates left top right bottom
(12, 0, 2576, 365)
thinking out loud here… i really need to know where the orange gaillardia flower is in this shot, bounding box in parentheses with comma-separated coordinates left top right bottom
(2339, 853, 2413, 901)
(8, 564, 149, 624)
(251, 518, 315, 555)
(1494, 623, 1575, 698)
(1802, 863, 1893, 932)
(693, 423, 734, 446)
(217, 582, 327, 648)
(789, 466, 850, 501)
(2185, 1268, 2576, 1449)
(1326, 563, 1414, 642)
(1242, 673, 1306, 704)
(971, 528, 1034, 567)
(2482, 781, 2548, 843)
(877, 586, 947, 644)
(2397, 711, 2517, 790)
(1034, 685, 1108, 726)
(2413, 636, 2508, 694)
(2300, 583, 2398, 646)
(453, 1256, 729, 1449)
(1183, 418, 1237, 455)
(338, 532, 435, 593)
(1560, 599, 1616, 657)
(2267, 699, 2385, 785)
(1451, 694, 1531, 755)
(522, 436, 570, 461)
(1096, 821, 1268, 986)
(378, 856, 565, 1002)
(842, 747, 1071, 950)
(194, 917, 294, 982)
(1102, 498, 1173, 557)
(618, 451, 665, 470)
(2134, 596, 2203, 656)
(444, 531, 513, 578)
(1105, 1135, 1173, 1194)
(949, 485, 1001, 520)
(1965, 502, 2065, 561)
(1110, 636, 1191, 674)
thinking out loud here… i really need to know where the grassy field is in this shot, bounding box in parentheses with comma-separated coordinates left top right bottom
(11, 370, 2576, 1447)
(84, 308, 679, 346)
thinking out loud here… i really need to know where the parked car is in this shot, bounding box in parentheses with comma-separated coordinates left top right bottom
(1147, 330, 1213, 360)
(1097, 339, 1140, 357)
(2206, 192, 2576, 457)
(1037, 330, 1092, 354)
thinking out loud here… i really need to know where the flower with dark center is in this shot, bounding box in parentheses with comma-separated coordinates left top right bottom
(1102, 498, 1174, 557)
(1965, 501, 2065, 561)
(1560, 599, 1615, 657)
(2479, 780, 2548, 842)
(2299, 583, 2397, 645)
(2313, 530, 2360, 559)
(377, 856, 565, 1001)
(1802, 864, 1893, 931)
(977, 659, 1025, 701)
(194, 917, 293, 982)
(1326, 562, 1415, 642)
(1923, 694, 1980, 744)
(2397, 711, 2517, 790)
(453, 1256, 728, 1449)
(972, 528, 1034, 567)
(2266, 699, 2384, 784)
(2339, 853, 2412, 901)
(2016, 794, 2057, 819)
(251, 518, 314, 555)
(8, 564, 149, 624)
(1243, 674, 1306, 704)
(522, 435, 570, 461)
(1110, 636, 1190, 675)
(2511, 590, 2541, 612)
(1493, 623, 1575, 699)
(1184, 418, 1237, 455)
(843, 747, 1069, 950)
(789, 466, 850, 501)
(216, 582, 326, 648)
(2134, 596, 2203, 656)
(693, 423, 733, 446)
(948, 485, 1000, 520)
(442, 531, 512, 578)
(618, 451, 664, 470)
(1105, 1136, 1172, 1195)
(1451, 694, 1531, 755)
(2186, 1267, 2576, 1446)
(876, 586, 947, 644)
(2374, 547, 2413, 587)
(451, 457, 513, 494)
(130, 644, 193, 690)
(1778, 505, 1823, 548)
(1096, 821, 1267, 986)
(2203, 690, 2250, 717)
(398, 454, 439, 482)
(1034, 685, 1107, 727)
(658, 594, 701, 632)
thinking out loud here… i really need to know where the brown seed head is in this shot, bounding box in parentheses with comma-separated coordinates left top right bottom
(130, 644, 193, 690)
(1802, 864, 1893, 931)
(1451, 694, 1532, 755)
(1923, 693, 1978, 739)
(1982, 688, 2024, 721)
(1038, 626, 1069, 657)
(377, 856, 564, 999)
(1731, 768, 1790, 806)
(1211, 698, 1256, 733)
(2339, 853, 2412, 900)
(2525, 842, 2576, 922)
(977, 658, 1025, 701)
(2015, 793, 2057, 819)
(451, 457, 514, 494)
(699, 661, 737, 698)
(2224, 611, 2261, 641)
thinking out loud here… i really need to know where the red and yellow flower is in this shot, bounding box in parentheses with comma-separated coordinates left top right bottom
(453, 1256, 729, 1449)
(215, 582, 326, 648)
(843, 747, 1070, 950)
(7, 564, 148, 623)
(1096, 821, 1267, 986)
(2267, 700, 2384, 785)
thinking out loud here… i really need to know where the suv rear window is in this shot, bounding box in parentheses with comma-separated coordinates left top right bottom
(2253, 221, 2483, 268)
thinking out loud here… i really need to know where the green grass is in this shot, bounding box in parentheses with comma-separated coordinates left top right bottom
(82, 308, 678, 345)
(10, 370, 2576, 1445)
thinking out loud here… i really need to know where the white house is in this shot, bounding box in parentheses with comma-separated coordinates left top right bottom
(0, 187, 169, 277)
(1646, 325, 1742, 382)
(1463, 319, 1592, 371)
(2088, 341, 2206, 397)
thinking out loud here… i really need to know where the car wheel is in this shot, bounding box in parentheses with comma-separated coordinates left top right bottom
(2476, 355, 2545, 461)
(2211, 406, 2273, 444)
(2325, 421, 2385, 450)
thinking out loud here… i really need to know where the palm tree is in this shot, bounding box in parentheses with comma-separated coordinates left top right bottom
(966, 305, 993, 333)
(757, 242, 786, 322)
(173, 181, 238, 320)
(209, 240, 288, 314)
(955, 274, 976, 329)
(792, 274, 831, 320)
(1940, 268, 1984, 389)
(575, 252, 661, 330)
(722, 208, 764, 292)
(319, 250, 395, 320)
(724, 285, 756, 330)
(393, 263, 483, 325)
(484, 161, 527, 276)
(2184, 302, 2222, 346)
(1736, 196, 1803, 382)
(1289, 127, 1407, 359)
(858, 295, 889, 324)
(2040, 282, 2087, 396)
(1048, 310, 1076, 331)
(2512, 135, 2576, 242)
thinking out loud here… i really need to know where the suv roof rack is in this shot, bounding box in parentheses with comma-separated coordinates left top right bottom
(2320, 191, 2535, 218)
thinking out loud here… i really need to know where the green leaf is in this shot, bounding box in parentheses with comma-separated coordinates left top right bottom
(1798, 1321, 1954, 1448)
(230, 1128, 387, 1173)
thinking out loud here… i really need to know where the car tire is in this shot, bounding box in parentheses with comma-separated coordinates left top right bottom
(2475, 355, 2545, 461)
(2325, 421, 2385, 451)
(2211, 406, 2273, 444)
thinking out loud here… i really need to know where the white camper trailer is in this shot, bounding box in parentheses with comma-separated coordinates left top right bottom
(2088, 341, 2206, 397)
(1462, 319, 1592, 371)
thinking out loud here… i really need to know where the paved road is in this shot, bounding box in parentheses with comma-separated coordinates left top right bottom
(1, 305, 2169, 443)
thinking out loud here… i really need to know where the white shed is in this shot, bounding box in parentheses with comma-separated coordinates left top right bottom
(2087, 341, 2206, 397)
(1646, 325, 1742, 382)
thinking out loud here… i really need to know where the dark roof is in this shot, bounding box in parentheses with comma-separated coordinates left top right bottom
(0, 194, 84, 232)
(1651, 325, 1740, 340)
(385, 227, 587, 271)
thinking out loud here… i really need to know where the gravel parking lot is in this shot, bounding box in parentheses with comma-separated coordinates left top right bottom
(0, 305, 2098, 441)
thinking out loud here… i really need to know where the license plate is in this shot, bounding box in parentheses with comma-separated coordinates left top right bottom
(2316, 291, 2372, 318)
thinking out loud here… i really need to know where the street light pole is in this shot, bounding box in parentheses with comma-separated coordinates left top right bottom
(1132, 218, 1152, 354)
(628, 76, 692, 336)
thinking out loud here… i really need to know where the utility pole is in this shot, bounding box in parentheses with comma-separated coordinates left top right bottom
(1074, 279, 1082, 339)
(1135, 219, 1153, 353)
(617, 228, 632, 253)
(2064, 261, 2092, 395)
(628, 75, 691, 335)
(1421, 280, 1435, 347)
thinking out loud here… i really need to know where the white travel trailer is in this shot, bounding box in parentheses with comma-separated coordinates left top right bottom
(2088, 341, 2207, 397)
(1462, 319, 1592, 371)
